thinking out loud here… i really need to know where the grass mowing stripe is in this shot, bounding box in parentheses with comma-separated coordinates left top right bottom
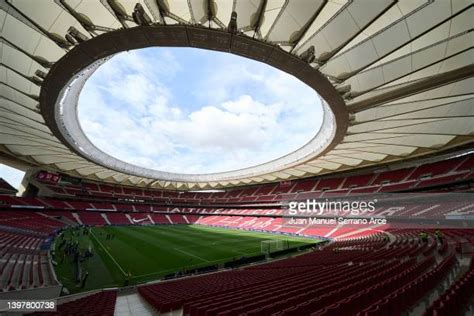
(90, 229, 127, 277)
(176, 238, 258, 256)
(143, 225, 229, 245)
(144, 226, 253, 250)
(192, 226, 317, 241)
(135, 226, 248, 259)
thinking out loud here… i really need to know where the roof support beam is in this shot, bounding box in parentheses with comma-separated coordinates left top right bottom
(348, 65, 474, 113)
(0, 83, 39, 101)
(1, 63, 42, 86)
(0, 37, 53, 68)
(4, 0, 71, 49)
(250, 0, 267, 38)
(289, 0, 327, 51)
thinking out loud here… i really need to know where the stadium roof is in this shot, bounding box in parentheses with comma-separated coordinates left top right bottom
(0, 0, 473, 190)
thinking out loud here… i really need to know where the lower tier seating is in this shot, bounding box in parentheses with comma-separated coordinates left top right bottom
(29, 290, 117, 316)
(424, 258, 474, 316)
(0, 211, 64, 235)
(137, 231, 466, 315)
(0, 249, 57, 291)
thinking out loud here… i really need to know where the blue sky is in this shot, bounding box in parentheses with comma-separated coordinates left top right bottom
(77, 47, 323, 174)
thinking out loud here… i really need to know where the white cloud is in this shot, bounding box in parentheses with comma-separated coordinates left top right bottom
(0, 164, 24, 190)
(78, 48, 324, 174)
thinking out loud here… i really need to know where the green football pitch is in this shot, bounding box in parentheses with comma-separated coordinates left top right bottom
(53, 225, 322, 293)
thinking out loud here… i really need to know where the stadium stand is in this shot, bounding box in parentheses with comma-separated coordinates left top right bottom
(73, 212, 106, 226)
(0, 211, 64, 235)
(0, 208, 470, 313)
(29, 290, 117, 316)
(136, 230, 474, 315)
(0, 157, 472, 314)
(0, 229, 58, 291)
(425, 258, 474, 315)
(105, 212, 131, 225)
(32, 155, 473, 206)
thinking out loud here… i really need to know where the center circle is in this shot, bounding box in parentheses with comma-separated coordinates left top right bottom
(77, 47, 324, 175)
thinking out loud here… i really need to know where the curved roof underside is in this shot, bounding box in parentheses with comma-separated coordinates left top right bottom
(0, 0, 473, 190)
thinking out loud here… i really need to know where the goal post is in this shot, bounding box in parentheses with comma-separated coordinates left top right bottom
(260, 240, 290, 254)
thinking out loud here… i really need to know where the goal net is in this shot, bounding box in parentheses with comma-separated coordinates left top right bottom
(261, 240, 289, 254)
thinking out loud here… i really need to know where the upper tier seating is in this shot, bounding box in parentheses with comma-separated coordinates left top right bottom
(35, 154, 472, 204)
